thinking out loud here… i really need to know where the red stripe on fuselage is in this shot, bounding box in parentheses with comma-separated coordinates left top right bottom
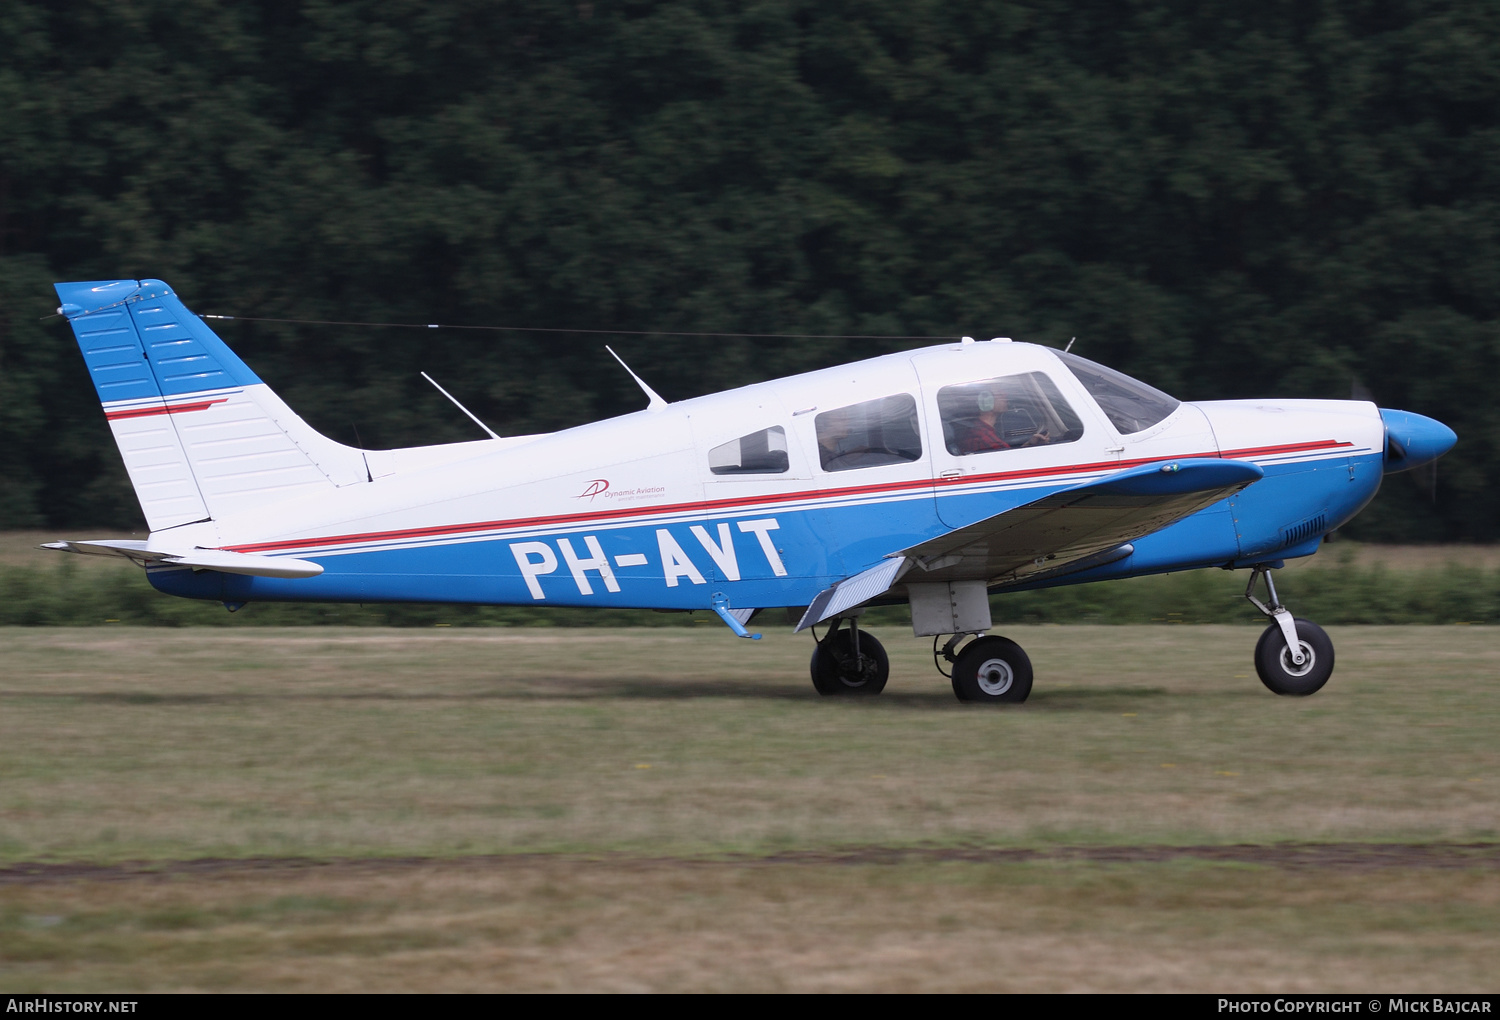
(105, 397, 229, 421)
(225, 439, 1358, 556)
(1219, 439, 1353, 460)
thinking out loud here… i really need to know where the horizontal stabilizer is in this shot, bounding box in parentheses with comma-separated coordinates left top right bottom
(43, 540, 323, 578)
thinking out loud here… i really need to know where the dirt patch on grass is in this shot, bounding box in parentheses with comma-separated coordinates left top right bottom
(767, 842, 1500, 870)
(4, 843, 1497, 886)
(3, 852, 1496, 992)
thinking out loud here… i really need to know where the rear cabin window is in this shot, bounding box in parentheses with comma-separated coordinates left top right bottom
(1055, 350, 1179, 435)
(708, 426, 790, 475)
(815, 394, 923, 472)
(937, 372, 1085, 456)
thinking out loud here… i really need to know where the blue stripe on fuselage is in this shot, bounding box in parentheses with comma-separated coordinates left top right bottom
(146, 451, 1381, 610)
(147, 492, 947, 609)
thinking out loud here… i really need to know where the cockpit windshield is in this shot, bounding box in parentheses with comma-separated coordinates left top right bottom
(1055, 350, 1180, 435)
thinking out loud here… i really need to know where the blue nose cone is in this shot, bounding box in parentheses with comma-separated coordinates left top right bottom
(1380, 409, 1457, 474)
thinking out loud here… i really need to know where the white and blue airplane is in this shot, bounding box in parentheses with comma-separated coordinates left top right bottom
(48, 278, 1457, 702)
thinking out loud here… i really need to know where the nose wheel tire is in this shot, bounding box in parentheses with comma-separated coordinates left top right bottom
(1254, 618, 1334, 696)
(951, 636, 1033, 704)
(810, 628, 889, 696)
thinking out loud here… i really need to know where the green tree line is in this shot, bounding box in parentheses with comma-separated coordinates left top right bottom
(1, 0, 1495, 537)
(5, 552, 1498, 625)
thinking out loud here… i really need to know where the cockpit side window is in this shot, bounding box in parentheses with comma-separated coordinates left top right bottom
(937, 372, 1084, 456)
(815, 394, 923, 472)
(1055, 350, 1180, 434)
(709, 426, 790, 475)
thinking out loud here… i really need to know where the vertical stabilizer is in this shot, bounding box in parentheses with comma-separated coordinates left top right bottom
(55, 279, 369, 530)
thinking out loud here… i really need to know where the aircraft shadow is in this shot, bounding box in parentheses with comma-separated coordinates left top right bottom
(0, 680, 1201, 709)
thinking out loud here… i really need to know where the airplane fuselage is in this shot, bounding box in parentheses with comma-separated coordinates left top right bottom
(144, 341, 1387, 613)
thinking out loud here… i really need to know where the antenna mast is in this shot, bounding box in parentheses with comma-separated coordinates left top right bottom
(420, 372, 501, 439)
(605, 345, 668, 411)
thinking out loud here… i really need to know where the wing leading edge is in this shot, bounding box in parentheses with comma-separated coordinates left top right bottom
(797, 458, 1263, 631)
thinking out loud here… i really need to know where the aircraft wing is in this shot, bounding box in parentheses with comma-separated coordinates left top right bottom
(43, 540, 323, 578)
(797, 458, 1262, 630)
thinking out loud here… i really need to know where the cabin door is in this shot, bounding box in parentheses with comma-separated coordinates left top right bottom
(911, 348, 1099, 530)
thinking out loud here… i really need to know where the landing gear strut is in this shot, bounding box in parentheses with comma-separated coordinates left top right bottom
(809, 616, 889, 696)
(935, 633, 1033, 704)
(1245, 565, 1335, 696)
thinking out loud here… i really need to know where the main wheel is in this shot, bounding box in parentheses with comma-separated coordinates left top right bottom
(1254, 618, 1334, 696)
(810, 628, 889, 695)
(951, 636, 1033, 704)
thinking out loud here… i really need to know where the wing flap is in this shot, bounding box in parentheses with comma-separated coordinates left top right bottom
(795, 556, 908, 632)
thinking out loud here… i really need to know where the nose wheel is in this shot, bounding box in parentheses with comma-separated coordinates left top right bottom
(1254, 617, 1334, 695)
(1245, 565, 1335, 696)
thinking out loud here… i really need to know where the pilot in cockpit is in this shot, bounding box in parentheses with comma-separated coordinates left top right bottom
(958, 389, 1050, 453)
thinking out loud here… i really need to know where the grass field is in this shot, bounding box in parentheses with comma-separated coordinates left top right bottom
(0, 624, 1496, 990)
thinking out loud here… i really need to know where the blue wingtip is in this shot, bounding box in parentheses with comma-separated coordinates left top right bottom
(1081, 457, 1263, 497)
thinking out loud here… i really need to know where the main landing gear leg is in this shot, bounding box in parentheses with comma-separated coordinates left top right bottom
(936, 633, 1033, 704)
(809, 616, 889, 696)
(1244, 565, 1334, 696)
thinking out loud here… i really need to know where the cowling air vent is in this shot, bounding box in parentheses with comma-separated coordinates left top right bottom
(1282, 513, 1327, 548)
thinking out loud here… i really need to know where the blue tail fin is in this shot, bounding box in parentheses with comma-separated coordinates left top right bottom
(55, 279, 368, 531)
(54, 279, 262, 404)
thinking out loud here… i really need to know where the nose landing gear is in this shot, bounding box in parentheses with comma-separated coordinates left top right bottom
(1245, 565, 1335, 696)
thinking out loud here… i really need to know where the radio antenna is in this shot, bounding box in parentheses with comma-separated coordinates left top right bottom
(606, 345, 668, 411)
(1064, 337, 1076, 353)
(420, 372, 501, 439)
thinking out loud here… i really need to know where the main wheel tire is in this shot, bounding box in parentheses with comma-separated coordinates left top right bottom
(810, 629, 889, 696)
(1254, 618, 1334, 696)
(951, 636, 1033, 704)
